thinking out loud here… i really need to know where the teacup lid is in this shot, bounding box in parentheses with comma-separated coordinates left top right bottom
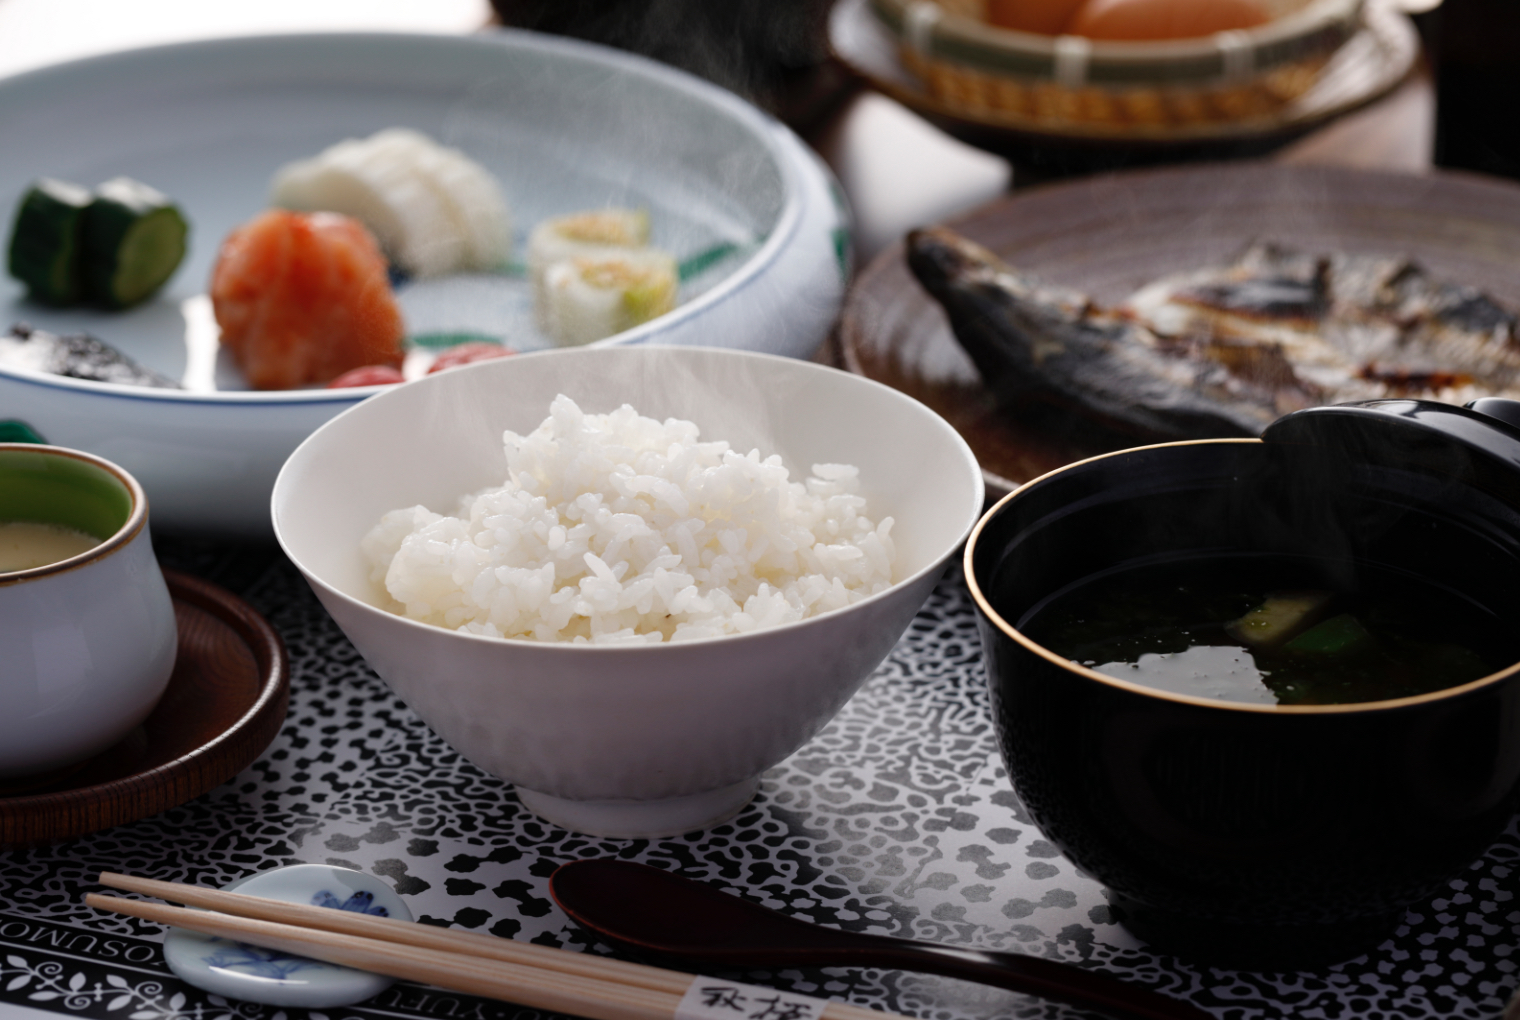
(1262, 397, 1520, 505)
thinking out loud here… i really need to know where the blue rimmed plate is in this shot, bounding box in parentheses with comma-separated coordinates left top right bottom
(0, 31, 845, 537)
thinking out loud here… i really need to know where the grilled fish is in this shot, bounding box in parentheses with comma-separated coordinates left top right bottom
(0, 322, 181, 388)
(906, 227, 1284, 440)
(907, 228, 1520, 442)
(1123, 241, 1520, 404)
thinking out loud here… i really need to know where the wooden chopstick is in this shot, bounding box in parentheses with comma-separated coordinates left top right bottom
(87, 874, 907, 1020)
(87, 893, 676, 1020)
(98, 871, 689, 994)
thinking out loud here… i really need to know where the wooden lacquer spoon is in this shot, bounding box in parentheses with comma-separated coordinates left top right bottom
(549, 860, 1209, 1020)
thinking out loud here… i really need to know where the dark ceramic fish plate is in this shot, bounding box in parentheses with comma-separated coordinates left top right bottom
(839, 162, 1520, 499)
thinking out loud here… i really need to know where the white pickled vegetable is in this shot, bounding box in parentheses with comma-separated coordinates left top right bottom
(270, 128, 511, 277)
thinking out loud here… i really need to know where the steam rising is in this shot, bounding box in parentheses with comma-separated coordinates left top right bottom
(490, 0, 833, 110)
(391, 43, 789, 347)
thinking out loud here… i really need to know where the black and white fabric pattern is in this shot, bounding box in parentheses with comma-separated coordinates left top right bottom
(0, 540, 1515, 1020)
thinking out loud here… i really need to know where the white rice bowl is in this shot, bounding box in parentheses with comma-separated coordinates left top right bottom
(272, 346, 984, 838)
(362, 395, 896, 644)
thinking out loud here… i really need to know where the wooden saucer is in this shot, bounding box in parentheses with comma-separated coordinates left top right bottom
(0, 569, 289, 847)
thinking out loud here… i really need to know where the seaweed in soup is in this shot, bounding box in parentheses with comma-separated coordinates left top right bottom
(1018, 555, 1513, 706)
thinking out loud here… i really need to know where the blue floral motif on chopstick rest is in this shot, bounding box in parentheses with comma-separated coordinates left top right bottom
(200, 889, 389, 977)
(310, 890, 388, 916)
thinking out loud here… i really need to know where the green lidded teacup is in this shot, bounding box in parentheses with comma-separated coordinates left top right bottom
(0, 445, 132, 573)
(0, 444, 177, 779)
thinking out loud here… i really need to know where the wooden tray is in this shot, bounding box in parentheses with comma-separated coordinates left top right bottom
(839, 162, 1520, 499)
(0, 569, 289, 846)
(829, 0, 1418, 167)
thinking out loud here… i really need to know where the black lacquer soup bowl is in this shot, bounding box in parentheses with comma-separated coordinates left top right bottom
(964, 399, 1520, 969)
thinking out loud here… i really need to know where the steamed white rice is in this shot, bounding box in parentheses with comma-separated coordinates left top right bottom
(361, 395, 897, 644)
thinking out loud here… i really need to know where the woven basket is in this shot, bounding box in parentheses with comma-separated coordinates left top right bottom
(871, 0, 1362, 131)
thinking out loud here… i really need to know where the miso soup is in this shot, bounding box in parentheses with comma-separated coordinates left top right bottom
(1018, 556, 1519, 705)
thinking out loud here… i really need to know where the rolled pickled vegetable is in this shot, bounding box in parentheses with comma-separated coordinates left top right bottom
(542, 248, 678, 347)
(527, 208, 650, 324)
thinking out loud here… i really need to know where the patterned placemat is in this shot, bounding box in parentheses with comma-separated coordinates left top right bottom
(0, 544, 1515, 1020)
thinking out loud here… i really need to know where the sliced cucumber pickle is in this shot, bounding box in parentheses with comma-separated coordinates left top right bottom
(79, 177, 188, 309)
(7, 178, 92, 305)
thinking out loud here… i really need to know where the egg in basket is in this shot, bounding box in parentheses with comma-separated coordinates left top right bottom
(869, 0, 1364, 133)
